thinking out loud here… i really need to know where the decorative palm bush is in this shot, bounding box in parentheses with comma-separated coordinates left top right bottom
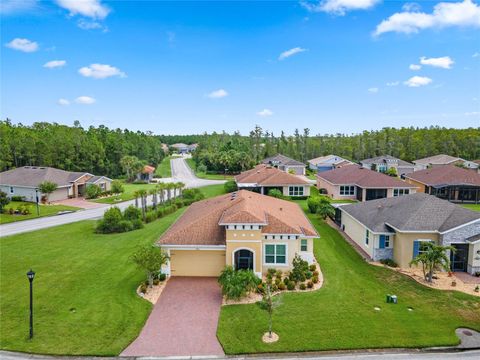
(218, 266, 261, 300)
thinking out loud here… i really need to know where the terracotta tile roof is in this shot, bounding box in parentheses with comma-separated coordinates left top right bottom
(404, 165, 480, 187)
(142, 165, 156, 174)
(158, 190, 318, 246)
(317, 165, 415, 188)
(235, 164, 309, 186)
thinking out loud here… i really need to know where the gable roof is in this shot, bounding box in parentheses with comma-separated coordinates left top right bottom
(317, 165, 415, 188)
(360, 155, 414, 167)
(86, 175, 112, 184)
(340, 193, 480, 233)
(235, 164, 309, 186)
(158, 190, 318, 246)
(0, 166, 91, 188)
(262, 154, 305, 167)
(413, 154, 461, 166)
(308, 155, 354, 166)
(404, 165, 480, 187)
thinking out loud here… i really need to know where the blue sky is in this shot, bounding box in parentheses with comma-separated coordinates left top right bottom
(1, 0, 479, 135)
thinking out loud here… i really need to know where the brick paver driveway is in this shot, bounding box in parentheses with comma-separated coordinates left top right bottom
(121, 277, 225, 357)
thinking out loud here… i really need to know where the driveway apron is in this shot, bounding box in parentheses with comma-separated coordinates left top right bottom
(121, 277, 225, 357)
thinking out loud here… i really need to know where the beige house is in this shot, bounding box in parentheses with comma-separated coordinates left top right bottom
(413, 154, 479, 170)
(262, 154, 306, 175)
(0, 166, 111, 202)
(235, 164, 311, 197)
(337, 193, 480, 274)
(158, 190, 319, 277)
(317, 165, 417, 202)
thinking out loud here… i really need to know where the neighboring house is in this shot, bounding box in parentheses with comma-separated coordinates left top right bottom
(158, 190, 319, 277)
(235, 164, 311, 197)
(413, 154, 479, 170)
(262, 154, 306, 175)
(360, 155, 416, 176)
(137, 165, 156, 182)
(308, 155, 355, 173)
(337, 193, 480, 275)
(170, 143, 198, 154)
(404, 165, 480, 204)
(0, 166, 108, 202)
(86, 176, 112, 192)
(317, 165, 416, 202)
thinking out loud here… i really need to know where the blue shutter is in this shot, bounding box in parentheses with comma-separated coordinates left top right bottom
(379, 235, 385, 249)
(413, 241, 420, 258)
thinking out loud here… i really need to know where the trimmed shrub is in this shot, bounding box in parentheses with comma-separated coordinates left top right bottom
(145, 210, 156, 223)
(268, 188, 284, 199)
(380, 258, 398, 268)
(305, 271, 313, 279)
(85, 184, 102, 199)
(287, 281, 295, 291)
(224, 180, 238, 193)
(290, 254, 309, 283)
(159, 273, 167, 281)
(153, 279, 160, 286)
(131, 219, 144, 230)
(96, 207, 123, 233)
(299, 283, 307, 290)
(140, 284, 147, 294)
(278, 282, 286, 291)
(124, 205, 142, 221)
(0, 191, 10, 213)
(275, 269, 283, 278)
(313, 270, 319, 277)
(309, 264, 316, 272)
(111, 180, 124, 194)
(312, 276, 319, 284)
(117, 220, 134, 232)
(218, 266, 261, 300)
(267, 268, 276, 276)
(197, 164, 207, 173)
(307, 196, 321, 214)
(307, 281, 314, 289)
(11, 195, 25, 202)
(274, 278, 281, 286)
(183, 188, 204, 201)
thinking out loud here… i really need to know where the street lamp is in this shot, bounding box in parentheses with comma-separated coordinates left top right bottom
(35, 188, 40, 216)
(26, 269, 35, 339)
(224, 168, 228, 180)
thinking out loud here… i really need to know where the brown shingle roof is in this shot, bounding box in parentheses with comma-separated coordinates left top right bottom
(158, 190, 318, 246)
(404, 165, 480, 187)
(235, 164, 309, 186)
(0, 166, 90, 188)
(413, 154, 461, 165)
(317, 165, 415, 188)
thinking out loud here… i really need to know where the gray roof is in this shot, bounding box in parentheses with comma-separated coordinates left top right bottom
(0, 166, 91, 188)
(262, 154, 305, 167)
(413, 154, 461, 165)
(360, 155, 414, 167)
(340, 193, 480, 233)
(86, 175, 112, 184)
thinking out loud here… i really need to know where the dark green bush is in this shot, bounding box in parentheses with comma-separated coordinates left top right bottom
(11, 195, 25, 202)
(380, 258, 398, 267)
(85, 184, 102, 199)
(290, 254, 309, 283)
(305, 271, 313, 279)
(96, 207, 123, 233)
(267, 268, 276, 276)
(124, 205, 142, 221)
(145, 210, 156, 223)
(278, 282, 286, 291)
(218, 266, 261, 300)
(131, 219, 144, 230)
(299, 283, 307, 290)
(287, 281, 295, 290)
(111, 180, 124, 194)
(312, 276, 319, 284)
(309, 264, 316, 272)
(268, 188, 284, 199)
(224, 180, 238, 193)
(159, 273, 167, 281)
(117, 220, 134, 232)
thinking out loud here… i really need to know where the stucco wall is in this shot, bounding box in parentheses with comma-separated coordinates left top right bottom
(468, 242, 480, 274)
(317, 178, 356, 200)
(341, 211, 373, 258)
(393, 232, 439, 268)
(405, 178, 426, 193)
(282, 185, 311, 197)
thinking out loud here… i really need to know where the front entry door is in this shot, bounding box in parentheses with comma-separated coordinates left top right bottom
(234, 249, 254, 271)
(451, 244, 468, 272)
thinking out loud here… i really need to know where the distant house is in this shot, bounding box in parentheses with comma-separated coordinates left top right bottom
(235, 164, 311, 197)
(360, 155, 417, 177)
(262, 154, 306, 175)
(308, 155, 354, 173)
(413, 154, 479, 170)
(137, 165, 156, 182)
(337, 193, 480, 274)
(161, 143, 169, 153)
(158, 190, 319, 277)
(170, 143, 198, 154)
(0, 166, 111, 202)
(317, 165, 416, 202)
(404, 165, 480, 204)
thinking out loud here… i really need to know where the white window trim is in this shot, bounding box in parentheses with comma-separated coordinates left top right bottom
(263, 243, 289, 266)
(339, 185, 355, 196)
(300, 239, 308, 252)
(288, 186, 304, 197)
(232, 247, 256, 273)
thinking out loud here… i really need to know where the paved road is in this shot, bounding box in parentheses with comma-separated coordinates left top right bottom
(0, 158, 224, 238)
(0, 349, 479, 360)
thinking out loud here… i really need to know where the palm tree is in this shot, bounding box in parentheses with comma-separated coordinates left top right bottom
(176, 182, 185, 197)
(409, 242, 455, 283)
(137, 189, 148, 220)
(166, 183, 174, 202)
(133, 190, 140, 208)
(149, 188, 157, 209)
(156, 183, 165, 204)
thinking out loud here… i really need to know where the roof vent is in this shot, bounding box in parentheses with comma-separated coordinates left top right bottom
(279, 207, 283, 211)
(231, 192, 237, 200)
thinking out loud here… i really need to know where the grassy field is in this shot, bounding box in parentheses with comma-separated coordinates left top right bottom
(0, 208, 187, 355)
(462, 204, 480, 212)
(92, 183, 158, 204)
(155, 156, 172, 178)
(198, 184, 227, 198)
(185, 158, 234, 180)
(217, 208, 480, 354)
(0, 201, 80, 224)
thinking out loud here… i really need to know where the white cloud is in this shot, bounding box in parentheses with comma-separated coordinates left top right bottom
(409, 64, 421, 70)
(420, 56, 454, 69)
(278, 47, 307, 60)
(473, 52, 480, 58)
(44, 60, 66, 68)
(55, 0, 110, 19)
(301, 0, 380, 15)
(207, 89, 228, 99)
(77, 19, 105, 30)
(368, 87, 379, 93)
(78, 64, 126, 79)
(257, 109, 274, 117)
(0, 0, 38, 14)
(5, 38, 38, 52)
(75, 96, 96, 104)
(404, 76, 433, 87)
(386, 81, 400, 86)
(57, 98, 70, 106)
(465, 111, 480, 116)
(402, 2, 421, 12)
(374, 0, 480, 36)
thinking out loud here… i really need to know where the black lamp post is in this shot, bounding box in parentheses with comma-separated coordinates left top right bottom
(26, 269, 35, 339)
(35, 188, 40, 216)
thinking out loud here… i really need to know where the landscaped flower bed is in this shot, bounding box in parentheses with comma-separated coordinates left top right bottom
(136, 273, 169, 304)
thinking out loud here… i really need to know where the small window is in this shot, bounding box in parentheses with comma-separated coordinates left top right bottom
(384, 235, 390, 248)
(365, 230, 370, 246)
(340, 185, 355, 196)
(379, 235, 390, 249)
(289, 186, 304, 196)
(393, 188, 410, 197)
(264, 244, 287, 264)
(301, 239, 308, 252)
(9, 186, 14, 194)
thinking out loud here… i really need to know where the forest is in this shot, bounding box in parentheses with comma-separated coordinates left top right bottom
(1, 120, 479, 176)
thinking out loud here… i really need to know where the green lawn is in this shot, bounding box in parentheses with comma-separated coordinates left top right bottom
(0, 201, 80, 224)
(217, 212, 480, 354)
(185, 158, 233, 180)
(155, 156, 172, 178)
(198, 184, 227, 198)
(462, 204, 480, 212)
(92, 182, 158, 204)
(0, 207, 187, 356)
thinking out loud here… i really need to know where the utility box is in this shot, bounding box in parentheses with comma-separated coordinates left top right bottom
(391, 295, 398, 304)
